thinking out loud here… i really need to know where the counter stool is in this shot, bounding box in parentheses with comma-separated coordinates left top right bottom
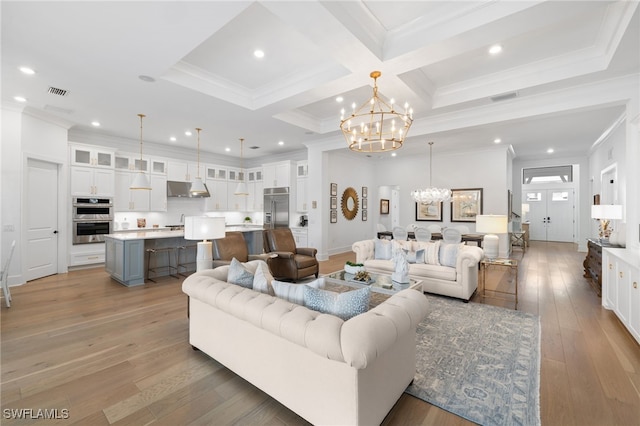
(176, 244, 198, 276)
(146, 247, 178, 282)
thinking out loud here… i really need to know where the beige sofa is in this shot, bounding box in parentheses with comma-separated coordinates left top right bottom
(352, 239, 484, 301)
(182, 261, 429, 426)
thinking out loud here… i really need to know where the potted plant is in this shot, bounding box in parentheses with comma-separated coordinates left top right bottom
(344, 260, 365, 274)
(244, 216, 252, 224)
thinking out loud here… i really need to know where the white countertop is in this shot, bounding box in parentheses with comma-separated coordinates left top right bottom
(105, 230, 185, 240)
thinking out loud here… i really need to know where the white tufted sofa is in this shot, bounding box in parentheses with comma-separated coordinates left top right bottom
(182, 260, 429, 426)
(352, 239, 484, 302)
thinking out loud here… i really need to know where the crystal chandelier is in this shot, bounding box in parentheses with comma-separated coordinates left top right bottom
(130, 114, 151, 190)
(339, 71, 413, 153)
(190, 127, 207, 195)
(411, 142, 451, 203)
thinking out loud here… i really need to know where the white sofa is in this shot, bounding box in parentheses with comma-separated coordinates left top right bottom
(182, 261, 429, 426)
(352, 239, 484, 301)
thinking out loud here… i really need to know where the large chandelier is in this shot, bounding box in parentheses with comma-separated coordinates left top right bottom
(411, 142, 451, 203)
(340, 71, 413, 153)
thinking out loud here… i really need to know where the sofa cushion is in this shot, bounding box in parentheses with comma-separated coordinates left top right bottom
(403, 248, 425, 264)
(363, 259, 395, 273)
(410, 263, 457, 281)
(439, 242, 465, 267)
(374, 239, 393, 260)
(253, 261, 275, 296)
(228, 257, 255, 288)
(304, 286, 371, 320)
(272, 278, 325, 305)
(414, 241, 441, 265)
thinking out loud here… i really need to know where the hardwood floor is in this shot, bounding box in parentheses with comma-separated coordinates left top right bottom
(2, 241, 639, 425)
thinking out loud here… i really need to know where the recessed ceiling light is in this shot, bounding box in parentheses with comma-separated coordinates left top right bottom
(278, 141, 284, 146)
(391, 152, 397, 157)
(254, 49, 265, 59)
(138, 75, 155, 82)
(19, 66, 35, 75)
(225, 147, 231, 152)
(336, 96, 343, 103)
(185, 131, 192, 136)
(494, 138, 501, 144)
(170, 136, 177, 142)
(489, 44, 502, 55)
(91, 121, 100, 127)
(13, 96, 26, 102)
(547, 148, 554, 154)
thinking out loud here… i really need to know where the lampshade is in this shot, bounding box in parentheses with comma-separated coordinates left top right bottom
(234, 181, 249, 196)
(591, 205, 623, 220)
(190, 177, 207, 195)
(476, 215, 508, 234)
(184, 216, 226, 241)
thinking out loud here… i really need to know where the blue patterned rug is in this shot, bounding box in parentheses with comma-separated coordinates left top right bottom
(405, 295, 540, 426)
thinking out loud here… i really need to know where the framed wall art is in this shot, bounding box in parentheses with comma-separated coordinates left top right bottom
(415, 201, 443, 221)
(380, 199, 390, 215)
(362, 198, 368, 210)
(330, 182, 337, 196)
(330, 196, 337, 210)
(330, 209, 337, 223)
(451, 188, 483, 222)
(362, 209, 367, 221)
(362, 186, 368, 198)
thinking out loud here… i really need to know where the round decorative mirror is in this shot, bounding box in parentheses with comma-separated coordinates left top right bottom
(341, 187, 359, 220)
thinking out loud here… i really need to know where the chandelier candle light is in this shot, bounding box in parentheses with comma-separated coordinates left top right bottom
(234, 138, 249, 196)
(411, 142, 451, 203)
(129, 114, 151, 190)
(339, 71, 413, 153)
(190, 127, 207, 195)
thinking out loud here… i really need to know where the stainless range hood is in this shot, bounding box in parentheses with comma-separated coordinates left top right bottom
(167, 181, 210, 198)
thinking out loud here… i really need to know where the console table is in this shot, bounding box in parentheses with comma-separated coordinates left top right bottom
(583, 238, 621, 296)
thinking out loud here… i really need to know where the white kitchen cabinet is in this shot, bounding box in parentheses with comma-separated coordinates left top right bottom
(167, 161, 199, 182)
(115, 153, 149, 172)
(114, 171, 150, 212)
(263, 161, 292, 188)
(227, 182, 247, 211)
(291, 228, 308, 247)
(70, 145, 114, 168)
(296, 177, 308, 212)
(602, 248, 640, 344)
(70, 166, 115, 196)
(206, 165, 227, 181)
(150, 174, 167, 211)
(150, 159, 167, 175)
(247, 180, 264, 211)
(205, 179, 228, 211)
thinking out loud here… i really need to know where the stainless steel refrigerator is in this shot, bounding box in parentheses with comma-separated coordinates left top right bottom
(264, 187, 289, 228)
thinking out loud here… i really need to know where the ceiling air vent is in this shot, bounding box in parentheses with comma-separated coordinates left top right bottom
(249, 146, 260, 150)
(490, 91, 518, 102)
(47, 86, 69, 97)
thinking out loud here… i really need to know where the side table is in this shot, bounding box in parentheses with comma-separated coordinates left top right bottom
(481, 258, 519, 309)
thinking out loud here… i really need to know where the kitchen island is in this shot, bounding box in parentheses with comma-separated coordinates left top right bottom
(104, 226, 265, 286)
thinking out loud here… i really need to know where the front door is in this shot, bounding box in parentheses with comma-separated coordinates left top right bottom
(525, 188, 575, 242)
(25, 159, 59, 281)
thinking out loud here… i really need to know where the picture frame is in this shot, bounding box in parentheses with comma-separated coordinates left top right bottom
(362, 186, 368, 198)
(594, 194, 600, 205)
(380, 199, 390, 215)
(362, 198, 368, 210)
(451, 188, 483, 222)
(415, 201, 443, 221)
(330, 183, 337, 196)
(330, 196, 337, 210)
(330, 209, 337, 223)
(362, 209, 367, 221)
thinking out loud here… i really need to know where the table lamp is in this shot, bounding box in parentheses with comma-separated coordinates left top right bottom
(184, 216, 226, 271)
(591, 205, 623, 243)
(476, 214, 508, 259)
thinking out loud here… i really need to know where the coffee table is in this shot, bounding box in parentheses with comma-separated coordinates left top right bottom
(324, 270, 422, 296)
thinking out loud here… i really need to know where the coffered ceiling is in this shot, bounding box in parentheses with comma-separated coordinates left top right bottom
(2, 1, 638, 161)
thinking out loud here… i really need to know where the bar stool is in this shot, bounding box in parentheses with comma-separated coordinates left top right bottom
(146, 247, 178, 282)
(176, 244, 198, 276)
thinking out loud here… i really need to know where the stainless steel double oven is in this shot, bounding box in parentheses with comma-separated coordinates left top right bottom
(72, 197, 113, 244)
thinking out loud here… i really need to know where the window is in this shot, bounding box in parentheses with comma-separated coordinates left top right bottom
(523, 166, 572, 184)
(526, 192, 542, 202)
(551, 191, 569, 201)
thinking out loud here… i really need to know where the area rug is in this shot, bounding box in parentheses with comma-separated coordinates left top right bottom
(405, 295, 541, 426)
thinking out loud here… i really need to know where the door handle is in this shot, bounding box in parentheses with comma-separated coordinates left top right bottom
(53, 230, 58, 234)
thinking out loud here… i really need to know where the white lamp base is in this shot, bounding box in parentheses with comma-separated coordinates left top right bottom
(196, 241, 213, 272)
(483, 234, 499, 259)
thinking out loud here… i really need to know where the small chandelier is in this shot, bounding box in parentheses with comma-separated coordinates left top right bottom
(411, 142, 451, 203)
(190, 127, 207, 195)
(130, 114, 151, 190)
(340, 71, 413, 153)
(234, 138, 249, 196)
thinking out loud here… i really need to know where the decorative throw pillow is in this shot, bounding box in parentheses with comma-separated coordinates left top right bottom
(304, 286, 371, 321)
(374, 239, 393, 260)
(439, 242, 465, 268)
(228, 257, 254, 288)
(272, 278, 325, 305)
(252, 261, 275, 296)
(403, 248, 425, 264)
(416, 241, 440, 265)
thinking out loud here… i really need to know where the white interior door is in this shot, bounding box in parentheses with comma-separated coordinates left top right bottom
(525, 188, 574, 242)
(26, 159, 59, 281)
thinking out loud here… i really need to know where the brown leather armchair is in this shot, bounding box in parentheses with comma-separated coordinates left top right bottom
(263, 228, 319, 281)
(211, 231, 272, 268)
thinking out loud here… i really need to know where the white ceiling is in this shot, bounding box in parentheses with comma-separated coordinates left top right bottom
(2, 1, 638, 162)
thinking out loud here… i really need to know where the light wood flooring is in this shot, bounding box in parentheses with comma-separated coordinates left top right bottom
(1, 241, 639, 425)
